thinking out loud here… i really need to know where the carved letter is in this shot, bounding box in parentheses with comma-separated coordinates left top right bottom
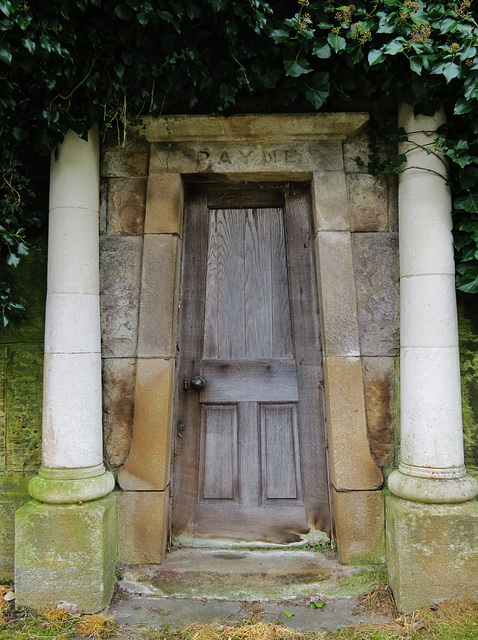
(198, 150, 210, 161)
(220, 151, 232, 164)
(263, 150, 277, 163)
(239, 149, 254, 162)
(285, 149, 298, 163)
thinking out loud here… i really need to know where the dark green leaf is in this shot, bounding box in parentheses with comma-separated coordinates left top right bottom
(0, 42, 11, 65)
(327, 32, 346, 52)
(21, 38, 35, 54)
(6, 254, 20, 267)
(312, 42, 331, 59)
(456, 192, 478, 213)
(409, 56, 423, 74)
(460, 166, 478, 190)
(12, 127, 28, 142)
(457, 265, 478, 293)
(271, 28, 290, 44)
(443, 62, 461, 83)
(454, 98, 473, 115)
(284, 58, 312, 77)
(368, 49, 386, 66)
(306, 87, 328, 109)
(383, 39, 404, 55)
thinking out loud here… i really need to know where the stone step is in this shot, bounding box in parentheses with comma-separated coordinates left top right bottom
(118, 548, 386, 601)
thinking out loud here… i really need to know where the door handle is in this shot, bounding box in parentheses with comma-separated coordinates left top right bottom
(190, 375, 206, 392)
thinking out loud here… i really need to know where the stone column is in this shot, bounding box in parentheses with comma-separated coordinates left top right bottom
(27, 126, 114, 503)
(388, 103, 477, 504)
(386, 104, 478, 613)
(15, 127, 116, 613)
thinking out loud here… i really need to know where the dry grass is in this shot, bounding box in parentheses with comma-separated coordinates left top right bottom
(356, 583, 397, 618)
(156, 620, 314, 640)
(75, 613, 117, 639)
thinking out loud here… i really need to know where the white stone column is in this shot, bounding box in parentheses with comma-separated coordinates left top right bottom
(388, 103, 477, 503)
(29, 126, 114, 503)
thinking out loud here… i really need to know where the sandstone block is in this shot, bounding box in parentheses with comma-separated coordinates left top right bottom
(352, 233, 399, 356)
(362, 357, 396, 469)
(101, 135, 150, 177)
(15, 494, 117, 613)
(332, 488, 385, 564)
(118, 489, 169, 563)
(137, 234, 179, 358)
(324, 356, 383, 491)
(386, 495, 478, 612)
(347, 173, 388, 232)
(312, 171, 349, 231)
(118, 358, 174, 490)
(145, 174, 183, 235)
(107, 177, 146, 234)
(100, 235, 143, 357)
(316, 232, 360, 357)
(103, 358, 136, 469)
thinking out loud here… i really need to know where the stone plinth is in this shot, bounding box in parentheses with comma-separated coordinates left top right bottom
(15, 494, 117, 613)
(386, 494, 478, 612)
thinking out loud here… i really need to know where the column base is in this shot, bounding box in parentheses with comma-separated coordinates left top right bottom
(29, 465, 115, 504)
(386, 494, 478, 612)
(388, 469, 477, 503)
(15, 493, 117, 613)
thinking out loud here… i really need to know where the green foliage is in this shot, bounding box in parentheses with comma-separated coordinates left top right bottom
(1, 0, 478, 318)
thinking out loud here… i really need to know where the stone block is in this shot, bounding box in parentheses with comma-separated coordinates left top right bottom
(15, 494, 117, 613)
(347, 174, 388, 232)
(316, 232, 360, 357)
(101, 135, 150, 177)
(362, 357, 396, 469)
(145, 174, 183, 235)
(6, 345, 43, 471)
(137, 235, 179, 358)
(0, 473, 33, 580)
(343, 127, 391, 175)
(149, 141, 344, 174)
(311, 171, 349, 231)
(352, 233, 399, 356)
(332, 488, 385, 565)
(118, 358, 174, 491)
(386, 495, 478, 612)
(107, 177, 146, 234)
(118, 489, 169, 563)
(48, 207, 99, 296)
(324, 356, 383, 491)
(100, 235, 143, 357)
(103, 358, 136, 469)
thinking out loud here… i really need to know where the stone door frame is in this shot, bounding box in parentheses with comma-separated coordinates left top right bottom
(115, 113, 385, 564)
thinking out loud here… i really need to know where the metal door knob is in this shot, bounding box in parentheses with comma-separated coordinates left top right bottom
(190, 375, 206, 392)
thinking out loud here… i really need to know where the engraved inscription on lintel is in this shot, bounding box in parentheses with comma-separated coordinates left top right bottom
(200, 147, 300, 166)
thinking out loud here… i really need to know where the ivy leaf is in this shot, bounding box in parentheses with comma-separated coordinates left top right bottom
(456, 265, 478, 293)
(368, 49, 386, 66)
(437, 17, 457, 34)
(409, 56, 423, 74)
(443, 62, 461, 83)
(12, 127, 28, 142)
(21, 38, 35, 54)
(460, 166, 478, 190)
(271, 28, 290, 44)
(312, 42, 331, 59)
(6, 254, 20, 267)
(383, 39, 404, 55)
(282, 610, 294, 617)
(284, 58, 312, 77)
(327, 32, 346, 52)
(454, 98, 473, 115)
(0, 42, 11, 64)
(114, 3, 134, 20)
(306, 87, 329, 109)
(261, 69, 282, 88)
(0, 1, 11, 17)
(455, 192, 478, 213)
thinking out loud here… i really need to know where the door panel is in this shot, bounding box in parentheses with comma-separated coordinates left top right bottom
(172, 183, 329, 543)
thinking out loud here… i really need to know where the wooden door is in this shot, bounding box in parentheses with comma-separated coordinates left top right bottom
(172, 183, 329, 544)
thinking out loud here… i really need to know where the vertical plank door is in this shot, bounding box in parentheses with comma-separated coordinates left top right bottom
(172, 183, 329, 544)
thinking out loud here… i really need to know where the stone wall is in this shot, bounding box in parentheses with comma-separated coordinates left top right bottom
(0, 239, 46, 579)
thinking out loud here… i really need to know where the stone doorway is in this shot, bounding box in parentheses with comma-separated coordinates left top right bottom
(100, 114, 398, 565)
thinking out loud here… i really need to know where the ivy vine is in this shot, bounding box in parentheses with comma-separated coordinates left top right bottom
(1, 0, 478, 323)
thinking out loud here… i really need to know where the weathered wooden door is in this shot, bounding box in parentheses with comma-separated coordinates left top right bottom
(172, 183, 329, 544)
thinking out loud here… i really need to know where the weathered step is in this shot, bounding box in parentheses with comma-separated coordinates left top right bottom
(118, 548, 386, 601)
